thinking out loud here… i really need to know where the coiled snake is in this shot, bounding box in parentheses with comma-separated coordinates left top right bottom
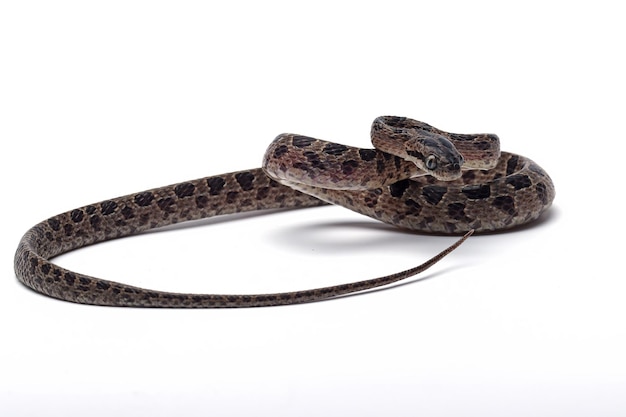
(14, 116, 555, 308)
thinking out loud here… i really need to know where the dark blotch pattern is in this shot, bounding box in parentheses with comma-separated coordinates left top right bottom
(341, 160, 359, 175)
(447, 203, 467, 221)
(121, 206, 134, 219)
(235, 172, 255, 191)
(462, 184, 491, 199)
(293, 162, 309, 171)
(404, 199, 422, 215)
(292, 135, 315, 148)
(506, 174, 531, 190)
(389, 179, 410, 198)
(506, 155, 519, 175)
(492, 196, 516, 215)
(226, 191, 239, 204)
(157, 197, 175, 212)
(422, 185, 448, 205)
(273, 144, 288, 158)
(196, 195, 209, 208)
(70, 209, 84, 223)
(97, 281, 110, 290)
(101, 200, 117, 215)
(304, 151, 326, 169)
(406, 150, 424, 160)
(376, 159, 385, 174)
(48, 218, 60, 231)
(461, 171, 476, 182)
(207, 177, 226, 195)
(359, 149, 377, 161)
(323, 143, 348, 155)
(175, 182, 195, 198)
(363, 190, 379, 208)
(135, 192, 154, 207)
(256, 187, 270, 200)
(89, 215, 101, 230)
(64, 273, 76, 286)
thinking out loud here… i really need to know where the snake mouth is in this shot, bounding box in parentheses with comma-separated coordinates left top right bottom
(430, 164, 464, 181)
(425, 153, 465, 181)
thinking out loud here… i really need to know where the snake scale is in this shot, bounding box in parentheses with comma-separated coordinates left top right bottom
(14, 116, 555, 308)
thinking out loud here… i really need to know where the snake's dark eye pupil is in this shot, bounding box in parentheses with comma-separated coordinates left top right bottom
(425, 155, 438, 170)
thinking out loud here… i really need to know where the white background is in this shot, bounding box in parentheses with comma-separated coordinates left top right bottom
(1, 1, 624, 416)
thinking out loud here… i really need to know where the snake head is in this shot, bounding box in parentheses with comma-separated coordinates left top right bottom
(405, 135, 464, 181)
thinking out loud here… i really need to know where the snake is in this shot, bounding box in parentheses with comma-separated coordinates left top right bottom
(14, 116, 555, 308)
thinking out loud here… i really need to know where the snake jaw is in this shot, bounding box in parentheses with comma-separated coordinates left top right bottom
(436, 156, 465, 181)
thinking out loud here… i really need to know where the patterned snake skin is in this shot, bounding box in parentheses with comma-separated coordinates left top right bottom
(14, 117, 555, 308)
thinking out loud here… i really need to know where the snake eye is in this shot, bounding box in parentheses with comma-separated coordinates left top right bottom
(425, 155, 438, 171)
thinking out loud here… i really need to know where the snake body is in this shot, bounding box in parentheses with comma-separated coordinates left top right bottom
(14, 117, 555, 307)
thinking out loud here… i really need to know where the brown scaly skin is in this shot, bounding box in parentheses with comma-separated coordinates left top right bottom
(14, 116, 555, 307)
